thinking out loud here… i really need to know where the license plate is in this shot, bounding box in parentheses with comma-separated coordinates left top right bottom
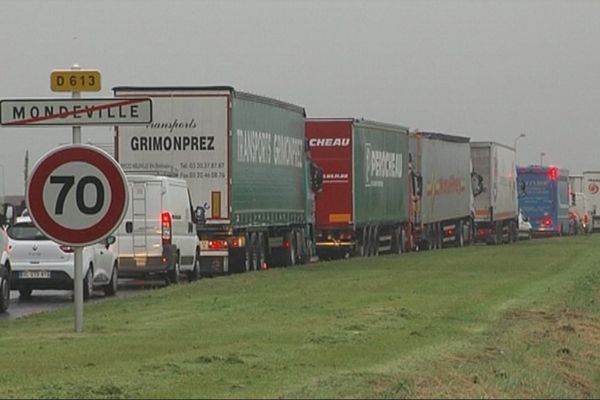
(200, 240, 209, 250)
(19, 270, 50, 279)
(134, 257, 147, 267)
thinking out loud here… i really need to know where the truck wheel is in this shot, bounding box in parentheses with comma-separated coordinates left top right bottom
(373, 226, 380, 256)
(508, 222, 516, 244)
(296, 230, 307, 264)
(361, 228, 369, 257)
(257, 233, 266, 270)
(244, 233, 252, 272)
(426, 225, 433, 251)
(496, 221, 503, 245)
(366, 226, 374, 256)
(0, 265, 10, 313)
(434, 224, 441, 250)
(392, 227, 403, 255)
(354, 229, 367, 257)
(457, 221, 464, 247)
(284, 231, 296, 266)
(250, 233, 259, 271)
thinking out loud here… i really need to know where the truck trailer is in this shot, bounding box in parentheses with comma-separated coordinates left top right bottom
(409, 131, 474, 249)
(568, 174, 585, 234)
(582, 171, 600, 232)
(470, 141, 518, 244)
(517, 165, 570, 235)
(305, 118, 410, 258)
(113, 86, 320, 274)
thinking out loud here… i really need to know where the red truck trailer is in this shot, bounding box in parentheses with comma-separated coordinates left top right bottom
(306, 118, 410, 258)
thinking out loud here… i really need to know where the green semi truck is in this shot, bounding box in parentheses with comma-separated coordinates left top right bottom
(113, 86, 320, 274)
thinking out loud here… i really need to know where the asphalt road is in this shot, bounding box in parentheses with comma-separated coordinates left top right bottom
(0, 278, 169, 321)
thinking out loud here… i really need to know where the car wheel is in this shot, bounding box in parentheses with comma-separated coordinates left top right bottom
(83, 266, 94, 300)
(104, 263, 118, 296)
(0, 266, 10, 313)
(188, 251, 200, 282)
(169, 255, 181, 284)
(19, 288, 32, 299)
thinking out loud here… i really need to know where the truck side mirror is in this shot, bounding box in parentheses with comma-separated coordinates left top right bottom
(310, 162, 323, 193)
(416, 175, 423, 198)
(471, 172, 485, 197)
(5, 206, 13, 221)
(519, 179, 526, 195)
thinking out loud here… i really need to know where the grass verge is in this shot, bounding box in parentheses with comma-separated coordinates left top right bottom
(1, 236, 600, 398)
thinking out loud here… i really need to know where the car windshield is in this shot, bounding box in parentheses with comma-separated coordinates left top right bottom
(7, 223, 49, 241)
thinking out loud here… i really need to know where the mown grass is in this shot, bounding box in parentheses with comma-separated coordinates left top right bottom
(1, 236, 600, 398)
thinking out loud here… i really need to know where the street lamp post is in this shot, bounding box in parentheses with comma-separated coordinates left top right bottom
(540, 152, 546, 166)
(513, 133, 526, 164)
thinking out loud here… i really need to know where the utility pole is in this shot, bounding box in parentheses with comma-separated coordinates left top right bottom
(24, 150, 29, 194)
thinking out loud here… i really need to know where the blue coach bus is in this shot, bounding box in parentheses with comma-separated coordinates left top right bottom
(517, 165, 570, 235)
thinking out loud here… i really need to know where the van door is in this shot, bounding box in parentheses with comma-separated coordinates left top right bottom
(130, 180, 163, 258)
(168, 182, 196, 269)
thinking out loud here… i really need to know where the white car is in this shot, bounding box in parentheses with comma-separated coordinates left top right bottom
(518, 211, 533, 240)
(6, 219, 118, 300)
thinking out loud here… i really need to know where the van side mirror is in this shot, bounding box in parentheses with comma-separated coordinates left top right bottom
(105, 235, 116, 248)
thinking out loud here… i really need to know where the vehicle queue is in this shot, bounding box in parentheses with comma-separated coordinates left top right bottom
(0, 85, 592, 313)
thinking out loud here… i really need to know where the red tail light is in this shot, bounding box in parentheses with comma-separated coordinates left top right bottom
(161, 212, 172, 245)
(208, 240, 228, 250)
(446, 229, 454, 237)
(478, 228, 487, 237)
(59, 244, 74, 253)
(548, 167, 558, 180)
(543, 217, 552, 226)
(283, 239, 290, 249)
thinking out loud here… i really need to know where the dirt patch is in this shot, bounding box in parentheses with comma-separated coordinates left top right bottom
(412, 307, 600, 398)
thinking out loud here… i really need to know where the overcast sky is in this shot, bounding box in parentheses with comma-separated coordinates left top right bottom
(1, 0, 599, 196)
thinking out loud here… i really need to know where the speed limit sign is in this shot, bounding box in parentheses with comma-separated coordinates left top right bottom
(26, 145, 128, 246)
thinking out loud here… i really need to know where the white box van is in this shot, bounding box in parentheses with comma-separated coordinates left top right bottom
(114, 174, 199, 283)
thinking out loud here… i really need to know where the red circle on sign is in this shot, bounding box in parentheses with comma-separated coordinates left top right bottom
(26, 145, 127, 246)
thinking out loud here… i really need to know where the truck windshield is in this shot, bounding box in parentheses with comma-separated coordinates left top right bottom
(519, 175, 553, 215)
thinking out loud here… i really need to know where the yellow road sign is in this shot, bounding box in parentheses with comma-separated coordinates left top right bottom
(50, 70, 101, 92)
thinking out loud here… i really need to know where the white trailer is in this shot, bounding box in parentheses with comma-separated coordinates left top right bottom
(582, 171, 600, 231)
(470, 141, 518, 244)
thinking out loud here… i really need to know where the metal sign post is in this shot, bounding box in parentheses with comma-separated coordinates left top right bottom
(71, 64, 84, 333)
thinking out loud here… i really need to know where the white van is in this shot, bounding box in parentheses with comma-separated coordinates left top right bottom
(114, 174, 199, 283)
